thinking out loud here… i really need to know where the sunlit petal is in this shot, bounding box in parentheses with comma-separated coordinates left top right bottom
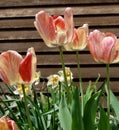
(0, 51, 22, 85)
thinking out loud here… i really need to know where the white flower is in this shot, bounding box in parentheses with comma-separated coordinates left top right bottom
(58, 67, 73, 86)
(47, 74, 60, 88)
(13, 83, 32, 98)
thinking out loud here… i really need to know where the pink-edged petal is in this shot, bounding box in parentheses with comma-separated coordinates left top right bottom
(101, 37, 115, 63)
(75, 24, 88, 50)
(64, 7, 74, 43)
(88, 30, 105, 62)
(34, 11, 56, 47)
(113, 39, 119, 63)
(0, 51, 22, 85)
(53, 16, 67, 45)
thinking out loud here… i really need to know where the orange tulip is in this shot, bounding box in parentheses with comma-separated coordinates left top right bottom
(88, 30, 119, 63)
(64, 24, 88, 51)
(0, 47, 39, 85)
(34, 7, 74, 47)
(0, 116, 18, 130)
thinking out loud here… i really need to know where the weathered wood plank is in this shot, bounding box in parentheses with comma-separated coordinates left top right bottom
(0, 5, 118, 18)
(38, 67, 119, 79)
(0, 28, 118, 41)
(0, 16, 119, 29)
(0, 0, 118, 7)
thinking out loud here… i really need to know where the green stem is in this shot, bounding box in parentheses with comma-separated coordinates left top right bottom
(59, 46, 68, 89)
(76, 51, 84, 116)
(22, 84, 33, 130)
(106, 64, 110, 120)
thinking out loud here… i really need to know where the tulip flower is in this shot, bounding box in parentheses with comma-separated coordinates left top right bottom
(0, 116, 18, 130)
(88, 29, 119, 63)
(64, 24, 88, 51)
(0, 47, 40, 96)
(34, 7, 74, 47)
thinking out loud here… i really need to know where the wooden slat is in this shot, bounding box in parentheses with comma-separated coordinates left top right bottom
(0, 28, 118, 41)
(38, 67, 119, 79)
(0, 5, 119, 18)
(0, 0, 118, 7)
(0, 16, 119, 29)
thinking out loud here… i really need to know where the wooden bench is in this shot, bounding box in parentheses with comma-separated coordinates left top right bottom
(0, 0, 119, 98)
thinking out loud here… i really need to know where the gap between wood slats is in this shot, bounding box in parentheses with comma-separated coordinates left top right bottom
(0, 5, 118, 18)
(0, 0, 119, 8)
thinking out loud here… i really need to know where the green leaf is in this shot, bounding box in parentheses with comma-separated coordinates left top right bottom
(83, 91, 101, 130)
(58, 94, 72, 130)
(71, 87, 84, 130)
(98, 107, 111, 130)
(110, 90, 119, 121)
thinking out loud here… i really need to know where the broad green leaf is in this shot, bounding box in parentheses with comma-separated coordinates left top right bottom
(110, 90, 119, 121)
(83, 91, 101, 130)
(98, 107, 111, 130)
(58, 95, 72, 130)
(71, 87, 84, 130)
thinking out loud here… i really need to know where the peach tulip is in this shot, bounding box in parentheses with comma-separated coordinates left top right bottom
(64, 24, 88, 51)
(88, 30, 119, 63)
(34, 7, 74, 47)
(0, 116, 18, 130)
(0, 47, 40, 96)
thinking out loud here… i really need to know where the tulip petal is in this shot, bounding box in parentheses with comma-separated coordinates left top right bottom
(0, 51, 22, 85)
(19, 47, 37, 83)
(19, 53, 32, 82)
(64, 7, 74, 43)
(34, 11, 56, 47)
(88, 30, 105, 62)
(101, 37, 115, 62)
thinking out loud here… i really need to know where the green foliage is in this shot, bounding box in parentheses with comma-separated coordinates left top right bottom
(1, 71, 119, 130)
(71, 87, 84, 130)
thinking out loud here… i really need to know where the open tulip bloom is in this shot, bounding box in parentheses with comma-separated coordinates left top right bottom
(34, 7, 74, 47)
(88, 29, 119, 64)
(64, 24, 88, 51)
(1, 7, 119, 130)
(0, 47, 40, 97)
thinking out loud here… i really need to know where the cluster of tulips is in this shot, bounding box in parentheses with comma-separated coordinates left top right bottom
(0, 7, 119, 130)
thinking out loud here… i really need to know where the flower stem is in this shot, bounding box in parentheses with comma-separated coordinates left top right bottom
(59, 46, 68, 88)
(76, 51, 84, 116)
(22, 84, 33, 130)
(106, 64, 110, 120)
